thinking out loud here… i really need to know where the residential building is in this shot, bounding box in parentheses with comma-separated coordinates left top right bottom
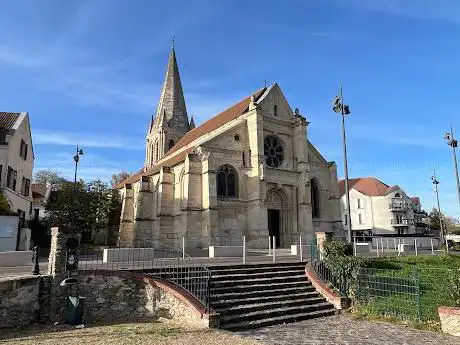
(115, 46, 343, 249)
(0, 112, 34, 226)
(31, 183, 52, 221)
(339, 177, 425, 236)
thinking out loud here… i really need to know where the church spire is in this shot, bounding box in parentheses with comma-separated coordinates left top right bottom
(154, 45, 189, 132)
(189, 115, 195, 129)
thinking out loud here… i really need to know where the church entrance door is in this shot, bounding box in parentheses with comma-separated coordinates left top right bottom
(268, 209, 281, 247)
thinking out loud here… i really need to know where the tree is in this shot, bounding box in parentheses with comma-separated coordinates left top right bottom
(44, 179, 121, 241)
(34, 169, 66, 186)
(429, 208, 458, 234)
(111, 171, 130, 186)
(0, 191, 10, 212)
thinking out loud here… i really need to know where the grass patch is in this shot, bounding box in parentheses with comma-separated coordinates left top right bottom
(351, 254, 460, 323)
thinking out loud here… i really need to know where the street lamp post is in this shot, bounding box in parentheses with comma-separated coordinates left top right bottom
(73, 145, 84, 188)
(333, 85, 352, 243)
(72, 145, 84, 231)
(431, 171, 447, 251)
(444, 126, 460, 210)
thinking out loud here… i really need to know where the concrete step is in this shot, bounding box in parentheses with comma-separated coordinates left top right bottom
(211, 280, 309, 294)
(209, 262, 306, 275)
(210, 275, 307, 288)
(216, 296, 327, 315)
(211, 269, 305, 281)
(220, 302, 334, 325)
(223, 309, 338, 331)
(210, 285, 316, 301)
(212, 291, 321, 308)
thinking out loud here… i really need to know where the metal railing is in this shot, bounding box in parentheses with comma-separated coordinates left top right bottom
(77, 238, 212, 312)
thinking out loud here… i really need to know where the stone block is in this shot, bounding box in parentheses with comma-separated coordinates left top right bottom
(439, 306, 460, 337)
(209, 246, 243, 258)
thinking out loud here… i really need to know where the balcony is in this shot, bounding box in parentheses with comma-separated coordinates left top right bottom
(389, 202, 409, 211)
(391, 218, 414, 226)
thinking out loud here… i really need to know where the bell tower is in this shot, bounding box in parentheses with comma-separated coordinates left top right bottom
(145, 45, 193, 167)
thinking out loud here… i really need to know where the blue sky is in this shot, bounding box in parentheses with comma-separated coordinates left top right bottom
(1, 0, 460, 218)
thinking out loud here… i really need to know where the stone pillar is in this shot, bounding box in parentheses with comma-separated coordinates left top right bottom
(316, 231, 332, 260)
(158, 166, 174, 216)
(48, 227, 75, 323)
(118, 184, 135, 247)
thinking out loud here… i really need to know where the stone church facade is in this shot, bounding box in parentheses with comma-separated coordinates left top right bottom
(115, 47, 343, 249)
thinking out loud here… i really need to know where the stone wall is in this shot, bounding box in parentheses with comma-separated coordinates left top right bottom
(0, 275, 51, 328)
(78, 273, 208, 327)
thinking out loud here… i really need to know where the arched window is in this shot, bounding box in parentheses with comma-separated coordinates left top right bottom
(217, 164, 238, 197)
(394, 192, 401, 198)
(311, 179, 320, 219)
(168, 139, 175, 150)
(156, 143, 160, 161)
(264, 135, 284, 168)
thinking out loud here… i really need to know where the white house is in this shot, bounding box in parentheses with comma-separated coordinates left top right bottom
(0, 112, 34, 251)
(339, 177, 426, 236)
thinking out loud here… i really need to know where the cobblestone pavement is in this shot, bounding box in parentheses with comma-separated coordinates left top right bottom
(236, 315, 460, 345)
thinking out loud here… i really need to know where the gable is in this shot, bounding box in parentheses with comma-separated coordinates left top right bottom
(307, 140, 328, 165)
(257, 83, 294, 119)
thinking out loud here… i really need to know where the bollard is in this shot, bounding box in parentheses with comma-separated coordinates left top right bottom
(376, 240, 380, 257)
(182, 237, 185, 260)
(414, 238, 418, 256)
(272, 236, 276, 263)
(394, 238, 397, 252)
(299, 235, 303, 262)
(353, 236, 357, 256)
(431, 238, 435, 255)
(386, 238, 389, 250)
(32, 246, 40, 275)
(398, 238, 401, 256)
(243, 236, 246, 264)
(268, 236, 272, 256)
(380, 238, 384, 254)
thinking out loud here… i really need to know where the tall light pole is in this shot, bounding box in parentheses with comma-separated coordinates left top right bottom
(431, 171, 446, 248)
(72, 145, 84, 232)
(333, 85, 352, 243)
(444, 126, 460, 210)
(73, 145, 84, 188)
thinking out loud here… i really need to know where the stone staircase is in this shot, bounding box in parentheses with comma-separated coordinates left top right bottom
(209, 262, 338, 331)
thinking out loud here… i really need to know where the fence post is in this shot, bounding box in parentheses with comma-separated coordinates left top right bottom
(386, 238, 389, 250)
(353, 235, 357, 256)
(376, 240, 380, 257)
(394, 238, 397, 252)
(398, 238, 401, 256)
(380, 237, 384, 255)
(431, 238, 434, 255)
(243, 236, 246, 264)
(273, 236, 276, 263)
(268, 236, 272, 256)
(414, 238, 418, 256)
(182, 236, 185, 260)
(414, 267, 421, 320)
(299, 235, 303, 262)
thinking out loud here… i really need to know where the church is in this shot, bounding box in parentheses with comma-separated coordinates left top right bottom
(115, 46, 343, 249)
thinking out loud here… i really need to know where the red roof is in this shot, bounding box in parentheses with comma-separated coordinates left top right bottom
(339, 177, 390, 197)
(115, 87, 266, 188)
(411, 197, 420, 204)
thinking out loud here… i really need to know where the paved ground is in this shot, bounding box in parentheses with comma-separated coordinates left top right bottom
(236, 315, 460, 345)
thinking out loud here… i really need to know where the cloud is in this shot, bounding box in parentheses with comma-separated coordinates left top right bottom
(33, 130, 144, 150)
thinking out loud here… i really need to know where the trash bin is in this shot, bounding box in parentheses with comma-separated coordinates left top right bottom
(67, 296, 86, 325)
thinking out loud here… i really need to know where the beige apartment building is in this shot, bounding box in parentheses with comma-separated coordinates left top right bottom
(115, 47, 343, 249)
(0, 112, 34, 225)
(339, 177, 427, 236)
